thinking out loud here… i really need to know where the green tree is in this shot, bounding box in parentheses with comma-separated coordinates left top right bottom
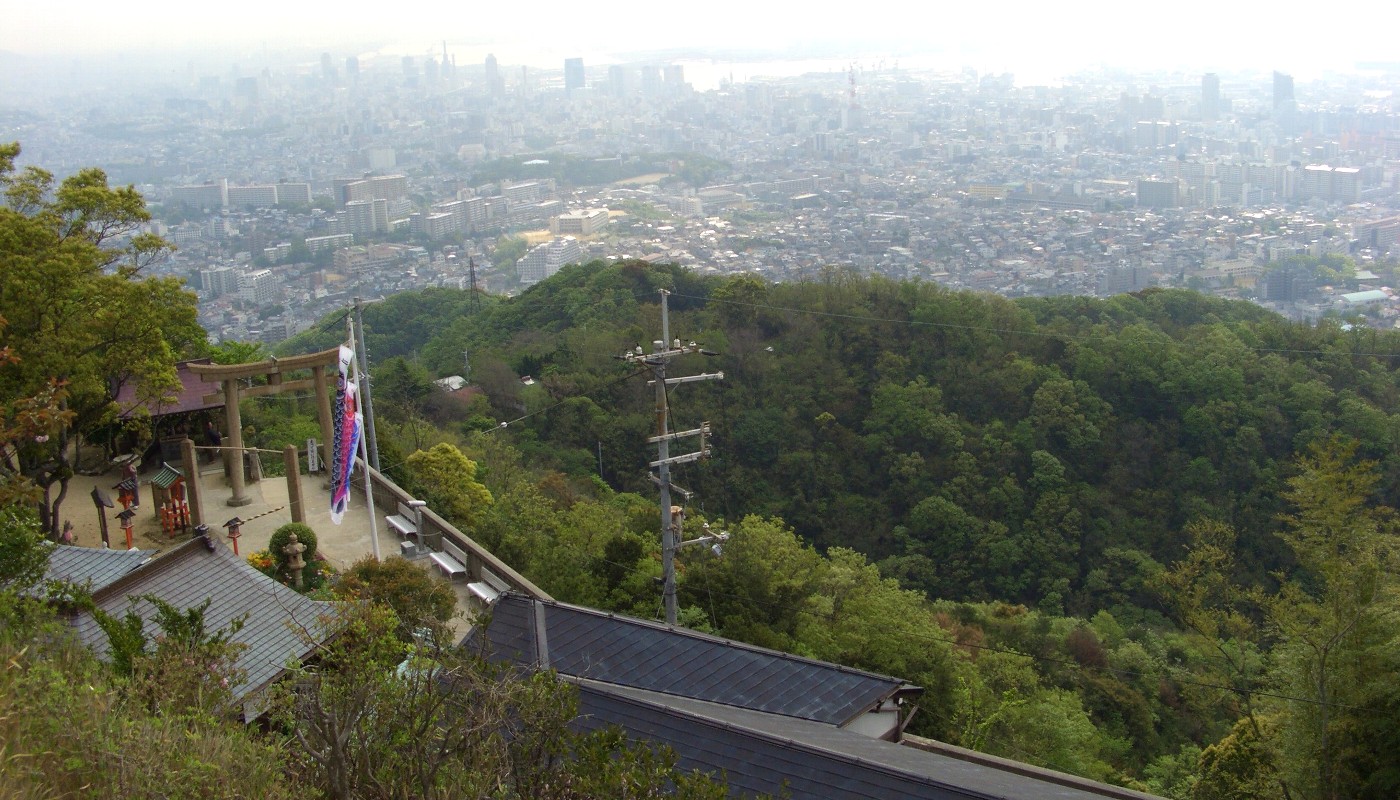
(1266, 437, 1397, 800)
(280, 602, 730, 800)
(0, 504, 52, 593)
(209, 339, 267, 365)
(0, 600, 292, 799)
(492, 235, 528, 270)
(404, 442, 494, 530)
(0, 142, 203, 537)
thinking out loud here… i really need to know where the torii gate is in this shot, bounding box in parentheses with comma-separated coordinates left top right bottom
(188, 348, 341, 507)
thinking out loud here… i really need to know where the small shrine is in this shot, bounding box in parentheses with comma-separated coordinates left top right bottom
(150, 462, 190, 536)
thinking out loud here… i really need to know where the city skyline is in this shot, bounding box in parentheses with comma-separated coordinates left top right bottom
(5, 0, 1399, 83)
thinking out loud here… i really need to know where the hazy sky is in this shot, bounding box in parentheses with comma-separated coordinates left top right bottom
(4, 0, 1399, 79)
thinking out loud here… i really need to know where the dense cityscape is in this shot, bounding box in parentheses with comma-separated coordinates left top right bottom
(4, 47, 1399, 345)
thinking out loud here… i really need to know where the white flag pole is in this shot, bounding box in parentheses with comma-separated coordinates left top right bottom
(347, 325, 381, 561)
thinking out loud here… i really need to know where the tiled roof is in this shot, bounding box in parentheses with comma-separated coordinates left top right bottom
(114, 359, 223, 419)
(574, 680, 1141, 800)
(45, 545, 155, 594)
(71, 535, 339, 708)
(474, 594, 911, 727)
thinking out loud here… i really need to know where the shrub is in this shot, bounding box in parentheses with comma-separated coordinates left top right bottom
(269, 523, 317, 568)
(267, 526, 317, 588)
(336, 555, 456, 640)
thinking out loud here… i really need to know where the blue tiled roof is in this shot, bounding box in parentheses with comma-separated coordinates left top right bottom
(477, 594, 909, 726)
(574, 679, 1139, 800)
(46, 545, 154, 593)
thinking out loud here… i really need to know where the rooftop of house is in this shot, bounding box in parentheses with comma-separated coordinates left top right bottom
(471, 592, 918, 728)
(68, 534, 339, 716)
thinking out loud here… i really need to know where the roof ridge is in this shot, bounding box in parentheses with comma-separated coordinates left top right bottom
(88, 535, 205, 603)
(523, 593, 907, 684)
(571, 678, 999, 798)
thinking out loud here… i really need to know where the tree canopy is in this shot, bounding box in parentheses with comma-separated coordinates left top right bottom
(0, 142, 202, 536)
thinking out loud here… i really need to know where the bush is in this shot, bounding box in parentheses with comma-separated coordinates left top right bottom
(267, 526, 317, 588)
(336, 555, 456, 640)
(269, 522, 317, 568)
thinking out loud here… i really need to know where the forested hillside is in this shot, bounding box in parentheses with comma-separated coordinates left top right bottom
(275, 261, 1400, 797)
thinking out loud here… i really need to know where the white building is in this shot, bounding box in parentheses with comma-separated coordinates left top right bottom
(551, 208, 610, 236)
(237, 268, 279, 306)
(517, 237, 582, 285)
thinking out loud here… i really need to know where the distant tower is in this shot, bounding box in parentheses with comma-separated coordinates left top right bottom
(403, 56, 418, 87)
(321, 52, 336, 84)
(468, 256, 480, 313)
(564, 57, 585, 93)
(842, 64, 863, 131)
(485, 53, 501, 97)
(1201, 73, 1220, 121)
(1273, 71, 1294, 112)
(345, 56, 360, 84)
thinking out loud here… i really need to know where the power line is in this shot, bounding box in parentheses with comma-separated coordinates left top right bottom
(484, 367, 651, 432)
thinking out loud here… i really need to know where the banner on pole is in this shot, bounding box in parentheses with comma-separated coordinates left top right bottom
(329, 345, 362, 525)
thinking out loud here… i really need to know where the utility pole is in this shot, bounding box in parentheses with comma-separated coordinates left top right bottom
(621, 289, 723, 625)
(352, 297, 381, 471)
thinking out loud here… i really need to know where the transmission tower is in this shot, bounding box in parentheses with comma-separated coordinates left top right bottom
(468, 256, 481, 313)
(620, 289, 723, 625)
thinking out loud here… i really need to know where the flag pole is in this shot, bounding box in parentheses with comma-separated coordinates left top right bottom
(347, 325, 381, 562)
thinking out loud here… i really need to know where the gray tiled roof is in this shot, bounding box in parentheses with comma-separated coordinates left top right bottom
(45, 545, 154, 594)
(475, 594, 911, 727)
(71, 535, 339, 707)
(574, 680, 1147, 800)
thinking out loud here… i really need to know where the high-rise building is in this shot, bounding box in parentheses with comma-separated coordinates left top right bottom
(517, 237, 582, 284)
(1202, 73, 1220, 121)
(1136, 179, 1181, 209)
(640, 65, 662, 96)
(608, 65, 631, 97)
(1273, 71, 1294, 111)
(345, 56, 359, 84)
(664, 64, 685, 90)
(237, 269, 279, 306)
(564, 58, 585, 92)
(345, 199, 389, 237)
(485, 53, 502, 96)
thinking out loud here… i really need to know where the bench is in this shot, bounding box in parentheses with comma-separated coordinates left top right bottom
(429, 550, 467, 579)
(385, 500, 423, 539)
(468, 565, 510, 605)
(467, 581, 501, 603)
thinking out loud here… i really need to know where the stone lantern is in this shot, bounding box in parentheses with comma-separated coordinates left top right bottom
(282, 531, 307, 589)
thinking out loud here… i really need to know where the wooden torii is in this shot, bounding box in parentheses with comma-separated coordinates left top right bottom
(188, 348, 341, 507)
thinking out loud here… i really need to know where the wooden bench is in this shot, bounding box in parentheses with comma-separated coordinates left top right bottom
(428, 550, 467, 579)
(385, 500, 422, 539)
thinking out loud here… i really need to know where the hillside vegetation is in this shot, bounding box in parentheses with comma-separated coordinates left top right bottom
(271, 260, 1400, 797)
